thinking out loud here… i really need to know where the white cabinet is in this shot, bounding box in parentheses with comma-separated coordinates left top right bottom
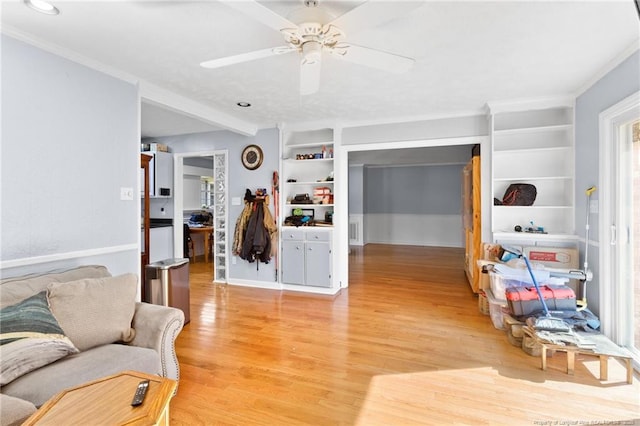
(141, 152, 173, 198)
(148, 226, 173, 263)
(281, 228, 332, 287)
(488, 100, 575, 241)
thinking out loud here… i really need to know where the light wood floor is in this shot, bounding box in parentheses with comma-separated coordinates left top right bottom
(171, 245, 639, 425)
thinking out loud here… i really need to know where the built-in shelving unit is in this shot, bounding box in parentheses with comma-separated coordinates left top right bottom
(281, 130, 335, 225)
(280, 127, 336, 292)
(488, 99, 576, 244)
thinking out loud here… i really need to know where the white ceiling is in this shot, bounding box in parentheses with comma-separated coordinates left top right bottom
(2, 0, 639, 138)
(141, 102, 222, 138)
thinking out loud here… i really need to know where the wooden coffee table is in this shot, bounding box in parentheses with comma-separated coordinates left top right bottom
(22, 370, 177, 425)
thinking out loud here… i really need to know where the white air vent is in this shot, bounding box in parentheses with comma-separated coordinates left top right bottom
(349, 214, 364, 246)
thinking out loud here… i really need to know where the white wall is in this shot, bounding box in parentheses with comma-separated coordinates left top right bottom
(1, 35, 139, 278)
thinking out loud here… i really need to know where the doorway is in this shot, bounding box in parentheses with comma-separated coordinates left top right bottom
(599, 91, 640, 366)
(173, 150, 229, 283)
(337, 135, 490, 289)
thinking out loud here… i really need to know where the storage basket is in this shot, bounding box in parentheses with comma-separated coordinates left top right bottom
(478, 291, 490, 315)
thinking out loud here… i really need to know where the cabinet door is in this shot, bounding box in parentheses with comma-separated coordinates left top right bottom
(282, 240, 305, 285)
(154, 152, 173, 196)
(149, 227, 173, 263)
(305, 241, 331, 287)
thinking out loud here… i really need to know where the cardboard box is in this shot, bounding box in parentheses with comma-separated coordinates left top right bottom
(523, 246, 578, 269)
(141, 143, 169, 153)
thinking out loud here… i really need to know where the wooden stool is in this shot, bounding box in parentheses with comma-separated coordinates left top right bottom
(540, 332, 633, 384)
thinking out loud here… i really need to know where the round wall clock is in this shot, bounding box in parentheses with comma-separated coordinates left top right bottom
(241, 144, 264, 170)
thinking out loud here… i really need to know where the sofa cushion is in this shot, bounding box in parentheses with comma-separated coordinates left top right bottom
(0, 265, 110, 309)
(47, 274, 137, 351)
(0, 394, 37, 426)
(0, 291, 79, 386)
(1, 344, 161, 407)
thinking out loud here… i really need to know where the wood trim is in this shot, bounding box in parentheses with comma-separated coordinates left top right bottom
(141, 153, 151, 300)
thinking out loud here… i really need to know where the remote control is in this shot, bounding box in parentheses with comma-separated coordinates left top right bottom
(131, 380, 149, 406)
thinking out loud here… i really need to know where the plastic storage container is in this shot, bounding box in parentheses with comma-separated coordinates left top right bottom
(489, 272, 528, 301)
(485, 288, 509, 330)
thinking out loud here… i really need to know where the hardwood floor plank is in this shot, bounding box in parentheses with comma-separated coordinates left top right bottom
(171, 244, 639, 425)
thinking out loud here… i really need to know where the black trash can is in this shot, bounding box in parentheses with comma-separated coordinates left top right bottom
(144, 258, 190, 324)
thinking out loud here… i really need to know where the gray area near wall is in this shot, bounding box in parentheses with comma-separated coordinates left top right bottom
(365, 165, 464, 215)
(1, 35, 139, 275)
(348, 165, 364, 214)
(574, 49, 640, 316)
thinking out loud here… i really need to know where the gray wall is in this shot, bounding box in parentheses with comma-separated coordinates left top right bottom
(348, 165, 364, 214)
(575, 49, 640, 316)
(155, 128, 279, 284)
(364, 165, 463, 215)
(1, 35, 139, 277)
(361, 163, 465, 247)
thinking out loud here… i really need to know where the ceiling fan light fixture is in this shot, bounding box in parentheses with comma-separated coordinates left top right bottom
(23, 0, 59, 15)
(302, 41, 322, 65)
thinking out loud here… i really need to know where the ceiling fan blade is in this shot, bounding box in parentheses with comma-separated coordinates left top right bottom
(300, 60, 321, 96)
(219, 0, 298, 33)
(200, 46, 295, 69)
(328, 1, 426, 35)
(328, 44, 414, 74)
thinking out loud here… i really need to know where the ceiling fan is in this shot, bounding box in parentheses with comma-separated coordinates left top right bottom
(200, 0, 425, 95)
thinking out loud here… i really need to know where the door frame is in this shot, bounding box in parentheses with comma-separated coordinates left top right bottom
(173, 150, 228, 281)
(336, 134, 490, 289)
(598, 90, 640, 347)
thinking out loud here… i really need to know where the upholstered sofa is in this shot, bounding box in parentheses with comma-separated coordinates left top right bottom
(0, 265, 185, 426)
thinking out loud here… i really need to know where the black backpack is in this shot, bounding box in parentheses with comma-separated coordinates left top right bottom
(494, 183, 537, 206)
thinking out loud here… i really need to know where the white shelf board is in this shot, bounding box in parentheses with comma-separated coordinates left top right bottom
(284, 158, 334, 163)
(493, 176, 572, 182)
(493, 146, 572, 154)
(493, 124, 572, 136)
(286, 204, 334, 207)
(287, 181, 334, 185)
(493, 231, 579, 241)
(286, 141, 334, 149)
(493, 205, 572, 209)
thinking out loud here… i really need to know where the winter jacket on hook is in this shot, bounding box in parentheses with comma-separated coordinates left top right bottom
(233, 200, 277, 263)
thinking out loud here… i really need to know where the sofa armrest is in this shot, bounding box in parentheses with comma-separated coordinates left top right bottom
(0, 394, 37, 426)
(130, 302, 184, 381)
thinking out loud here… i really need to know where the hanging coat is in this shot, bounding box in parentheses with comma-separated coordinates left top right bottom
(232, 201, 253, 256)
(240, 202, 272, 263)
